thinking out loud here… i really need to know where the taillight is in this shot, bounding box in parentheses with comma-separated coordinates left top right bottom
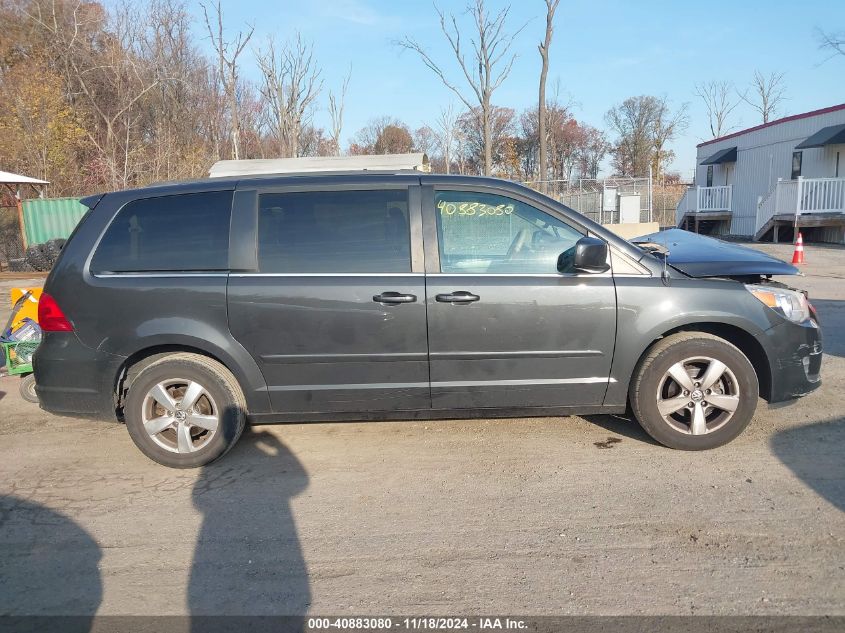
(38, 293, 73, 332)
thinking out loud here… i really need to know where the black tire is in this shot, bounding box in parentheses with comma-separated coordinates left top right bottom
(124, 353, 247, 468)
(630, 332, 759, 450)
(19, 373, 39, 403)
(44, 238, 66, 266)
(7, 258, 33, 272)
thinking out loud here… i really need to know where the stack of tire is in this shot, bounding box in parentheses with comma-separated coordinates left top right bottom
(8, 238, 66, 272)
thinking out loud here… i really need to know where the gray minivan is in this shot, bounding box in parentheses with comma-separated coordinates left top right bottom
(34, 172, 822, 467)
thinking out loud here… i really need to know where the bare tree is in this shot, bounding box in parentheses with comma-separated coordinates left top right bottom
(651, 98, 689, 179)
(142, 0, 216, 181)
(739, 70, 787, 124)
(605, 95, 687, 178)
(577, 125, 609, 180)
(328, 68, 351, 156)
(537, 0, 560, 184)
(24, 0, 162, 188)
(413, 125, 437, 157)
(457, 105, 517, 175)
(202, 0, 253, 159)
(435, 104, 459, 174)
(255, 32, 323, 158)
(816, 27, 845, 61)
(398, 0, 526, 176)
(694, 80, 740, 139)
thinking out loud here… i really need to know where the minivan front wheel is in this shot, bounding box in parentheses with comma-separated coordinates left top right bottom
(124, 353, 246, 468)
(630, 332, 758, 450)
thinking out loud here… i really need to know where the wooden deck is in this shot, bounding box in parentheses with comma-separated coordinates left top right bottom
(754, 213, 845, 242)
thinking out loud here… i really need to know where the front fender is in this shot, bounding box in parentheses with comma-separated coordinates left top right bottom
(605, 276, 781, 407)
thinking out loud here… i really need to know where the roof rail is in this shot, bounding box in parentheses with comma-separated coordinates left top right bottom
(209, 153, 430, 178)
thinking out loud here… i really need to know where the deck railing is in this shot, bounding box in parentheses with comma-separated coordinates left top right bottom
(675, 185, 732, 226)
(755, 177, 845, 234)
(697, 185, 732, 212)
(800, 177, 845, 213)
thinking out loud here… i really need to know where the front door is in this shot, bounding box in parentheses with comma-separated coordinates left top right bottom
(423, 186, 617, 410)
(228, 184, 430, 413)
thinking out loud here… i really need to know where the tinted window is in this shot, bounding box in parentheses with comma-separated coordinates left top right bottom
(258, 189, 411, 273)
(92, 191, 232, 273)
(435, 190, 583, 274)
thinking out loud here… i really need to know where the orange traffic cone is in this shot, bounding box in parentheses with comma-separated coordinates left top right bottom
(791, 232, 805, 265)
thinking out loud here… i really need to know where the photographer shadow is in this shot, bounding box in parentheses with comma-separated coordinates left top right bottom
(189, 426, 311, 632)
(770, 418, 845, 513)
(0, 495, 102, 633)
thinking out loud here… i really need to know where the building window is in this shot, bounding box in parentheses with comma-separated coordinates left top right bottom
(706, 165, 713, 187)
(791, 151, 802, 180)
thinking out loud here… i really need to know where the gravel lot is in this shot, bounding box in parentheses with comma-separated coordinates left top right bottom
(0, 242, 843, 617)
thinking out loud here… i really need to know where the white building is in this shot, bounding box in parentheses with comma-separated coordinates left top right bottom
(676, 103, 845, 243)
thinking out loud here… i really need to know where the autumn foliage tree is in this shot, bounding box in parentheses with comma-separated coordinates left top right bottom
(1, 0, 705, 200)
(0, 0, 348, 195)
(349, 117, 414, 155)
(605, 95, 688, 178)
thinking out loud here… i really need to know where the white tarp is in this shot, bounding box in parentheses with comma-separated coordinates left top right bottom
(0, 170, 49, 185)
(209, 153, 430, 178)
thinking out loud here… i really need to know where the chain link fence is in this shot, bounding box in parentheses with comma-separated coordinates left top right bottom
(524, 178, 689, 229)
(651, 183, 689, 228)
(0, 206, 25, 269)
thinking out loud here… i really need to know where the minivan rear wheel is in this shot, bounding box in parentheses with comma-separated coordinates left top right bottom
(630, 332, 758, 450)
(124, 353, 246, 468)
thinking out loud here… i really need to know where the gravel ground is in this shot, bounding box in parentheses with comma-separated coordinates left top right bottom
(0, 243, 842, 617)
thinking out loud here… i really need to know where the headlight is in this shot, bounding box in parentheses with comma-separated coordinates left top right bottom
(745, 284, 810, 323)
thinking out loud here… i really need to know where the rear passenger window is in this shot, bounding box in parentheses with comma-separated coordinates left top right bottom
(258, 189, 411, 273)
(92, 191, 232, 273)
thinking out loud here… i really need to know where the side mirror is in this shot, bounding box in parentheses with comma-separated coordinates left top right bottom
(559, 236, 609, 274)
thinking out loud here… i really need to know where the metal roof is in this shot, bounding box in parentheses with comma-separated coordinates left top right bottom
(701, 146, 737, 165)
(0, 170, 49, 185)
(795, 123, 845, 149)
(697, 103, 845, 148)
(209, 153, 430, 178)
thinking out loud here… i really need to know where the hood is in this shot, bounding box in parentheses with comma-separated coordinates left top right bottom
(631, 229, 799, 278)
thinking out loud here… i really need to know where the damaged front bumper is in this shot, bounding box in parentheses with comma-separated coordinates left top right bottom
(763, 317, 822, 403)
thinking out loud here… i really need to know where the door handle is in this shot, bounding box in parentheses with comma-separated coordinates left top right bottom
(373, 292, 417, 304)
(435, 291, 480, 303)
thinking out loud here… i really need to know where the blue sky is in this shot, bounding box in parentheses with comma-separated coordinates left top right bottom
(189, 0, 844, 177)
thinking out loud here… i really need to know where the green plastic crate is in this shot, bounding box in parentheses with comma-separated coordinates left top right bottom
(2, 340, 39, 375)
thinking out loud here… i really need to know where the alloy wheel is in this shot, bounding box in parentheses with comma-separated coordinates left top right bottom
(141, 379, 219, 453)
(656, 356, 741, 435)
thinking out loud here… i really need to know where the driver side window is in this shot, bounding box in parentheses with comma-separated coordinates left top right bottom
(434, 190, 584, 274)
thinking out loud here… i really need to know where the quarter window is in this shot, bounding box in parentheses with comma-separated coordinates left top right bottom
(434, 190, 584, 274)
(91, 191, 232, 273)
(258, 189, 411, 273)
